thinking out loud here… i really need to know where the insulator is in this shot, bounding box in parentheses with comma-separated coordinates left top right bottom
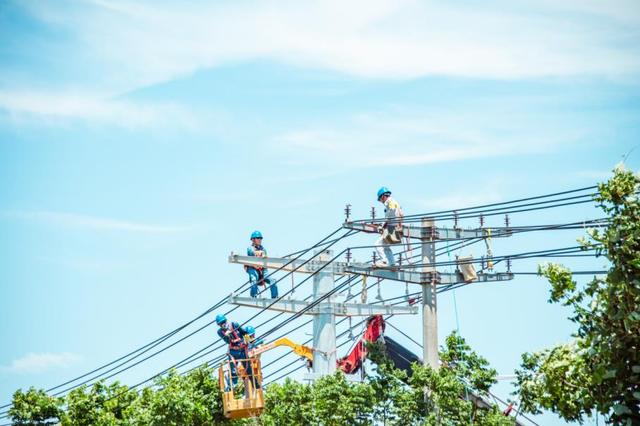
(344, 203, 352, 222)
(376, 278, 383, 301)
(361, 276, 368, 303)
(348, 317, 354, 340)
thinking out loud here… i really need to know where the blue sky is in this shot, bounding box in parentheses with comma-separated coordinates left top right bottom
(1, 1, 639, 424)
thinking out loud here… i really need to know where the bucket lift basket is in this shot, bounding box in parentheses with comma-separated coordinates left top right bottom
(218, 357, 265, 419)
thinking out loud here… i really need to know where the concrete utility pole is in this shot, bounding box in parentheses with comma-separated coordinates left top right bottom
(343, 218, 513, 370)
(421, 218, 438, 369)
(228, 249, 418, 379)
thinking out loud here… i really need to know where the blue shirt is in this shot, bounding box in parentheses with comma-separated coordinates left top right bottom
(247, 244, 268, 273)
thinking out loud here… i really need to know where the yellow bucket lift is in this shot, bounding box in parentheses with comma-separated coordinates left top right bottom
(218, 338, 313, 419)
(218, 357, 264, 419)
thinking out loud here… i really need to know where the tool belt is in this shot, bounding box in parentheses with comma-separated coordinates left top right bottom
(382, 226, 403, 244)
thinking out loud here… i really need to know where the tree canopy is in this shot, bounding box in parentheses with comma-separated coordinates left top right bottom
(9, 332, 514, 425)
(514, 166, 640, 424)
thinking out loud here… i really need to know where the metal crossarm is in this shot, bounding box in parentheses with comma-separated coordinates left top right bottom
(229, 253, 370, 275)
(229, 295, 417, 316)
(342, 221, 512, 241)
(344, 267, 514, 285)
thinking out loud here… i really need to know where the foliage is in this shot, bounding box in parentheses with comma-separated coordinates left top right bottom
(9, 333, 514, 425)
(62, 380, 138, 426)
(363, 333, 512, 426)
(125, 366, 227, 426)
(514, 165, 640, 424)
(9, 388, 63, 426)
(260, 378, 313, 425)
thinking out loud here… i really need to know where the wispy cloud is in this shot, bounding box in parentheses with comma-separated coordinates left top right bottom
(15, 0, 640, 96)
(2, 211, 194, 233)
(270, 108, 584, 168)
(0, 91, 198, 128)
(1, 352, 81, 374)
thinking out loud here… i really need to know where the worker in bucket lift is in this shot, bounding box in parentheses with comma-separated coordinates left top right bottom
(246, 231, 279, 299)
(375, 187, 404, 268)
(215, 314, 253, 389)
(243, 325, 263, 350)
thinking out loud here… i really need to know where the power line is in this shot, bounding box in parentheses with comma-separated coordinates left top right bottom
(352, 185, 597, 224)
(0, 185, 607, 419)
(0, 227, 353, 413)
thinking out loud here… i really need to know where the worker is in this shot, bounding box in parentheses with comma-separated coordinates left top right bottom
(216, 314, 251, 388)
(243, 325, 263, 349)
(374, 187, 404, 267)
(246, 231, 279, 299)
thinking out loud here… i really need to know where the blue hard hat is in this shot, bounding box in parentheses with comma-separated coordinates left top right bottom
(215, 314, 227, 325)
(246, 326, 255, 335)
(377, 187, 391, 200)
(250, 230, 263, 239)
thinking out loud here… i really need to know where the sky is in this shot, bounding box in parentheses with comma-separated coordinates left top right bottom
(1, 0, 639, 424)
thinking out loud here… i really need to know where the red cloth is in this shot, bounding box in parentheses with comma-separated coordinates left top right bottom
(336, 315, 385, 374)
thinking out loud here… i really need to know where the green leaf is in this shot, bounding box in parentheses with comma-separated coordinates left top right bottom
(613, 404, 632, 416)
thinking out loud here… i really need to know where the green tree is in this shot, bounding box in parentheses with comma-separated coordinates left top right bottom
(9, 387, 64, 426)
(9, 336, 513, 425)
(62, 380, 137, 426)
(260, 378, 313, 425)
(366, 333, 513, 426)
(126, 366, 227, 426)
(312, 372, 375, 425)
(514, 166, 640, 424)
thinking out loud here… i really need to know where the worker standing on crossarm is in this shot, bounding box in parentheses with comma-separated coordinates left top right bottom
(375, 187, 404, 267)
(246, 231, 279, 299)
(215, 314, 251, 387)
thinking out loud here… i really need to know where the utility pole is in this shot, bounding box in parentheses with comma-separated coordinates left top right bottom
(421, 218, 438, 369)
(227, 249, 418, 379)
(343, 218, 513, 369)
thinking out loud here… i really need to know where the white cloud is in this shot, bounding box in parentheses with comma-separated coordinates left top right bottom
(270, 108, 584, 168)
(0, 91, 198, 128)
(18, 0, 640, 95)
(2, 211, 194, 233)
(1, 352, 81, 374)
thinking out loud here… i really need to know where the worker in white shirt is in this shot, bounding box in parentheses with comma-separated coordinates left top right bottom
(375, 187, 403, 267)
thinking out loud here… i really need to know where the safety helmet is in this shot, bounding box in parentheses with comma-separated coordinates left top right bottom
(250, 230, 263, 239)
(215, 314, 227, 325)
(246, 326, 255, 335)
(377, 187, 391, 201)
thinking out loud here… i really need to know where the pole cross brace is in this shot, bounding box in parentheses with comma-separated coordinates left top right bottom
(228, 254, 369, 275)
(344, 266, 514, 285)
(342, 221, 513, 241)
(228, 295, 418, 316)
